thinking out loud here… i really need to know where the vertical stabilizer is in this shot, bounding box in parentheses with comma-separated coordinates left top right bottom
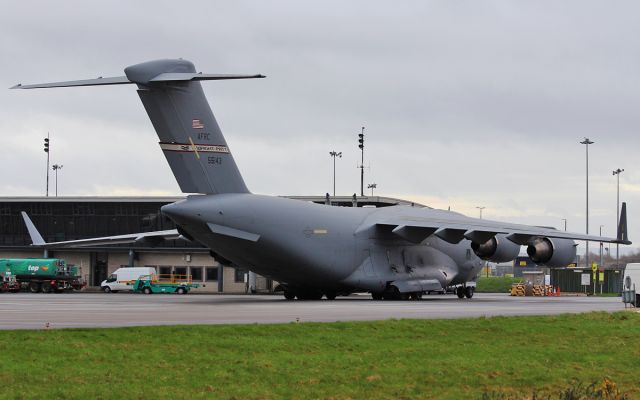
(124, 59, 256, 194)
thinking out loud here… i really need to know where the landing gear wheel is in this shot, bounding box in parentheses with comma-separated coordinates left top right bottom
(371, 292, 383, 300)
(102, 286, 112, 293)
(325, 293, 337, 300)
(29, 282, 42, 293)
(410, 292, 423, 300)
(143, 287, 152, 294)
(465, 286, 475, 299)
(298, 291, 323, 300)
(177, 287, 186, 295)
(284, 291, 296, 300)
(456, 286, 465, 299)
(41, 283, 52, 293)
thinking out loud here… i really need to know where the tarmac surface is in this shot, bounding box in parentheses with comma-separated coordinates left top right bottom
(0, 292, 629, 330)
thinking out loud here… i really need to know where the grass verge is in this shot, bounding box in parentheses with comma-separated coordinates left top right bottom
(476, 276, 523, 293)
(1, 312, 639, 399)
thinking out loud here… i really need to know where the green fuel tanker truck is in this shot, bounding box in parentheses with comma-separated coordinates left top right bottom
(0, 258, 85, 293)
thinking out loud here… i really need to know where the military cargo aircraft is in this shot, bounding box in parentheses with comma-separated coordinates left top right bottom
(13, 59, 630, 300)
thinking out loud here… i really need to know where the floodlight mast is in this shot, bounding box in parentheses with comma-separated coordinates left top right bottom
(580, 137, 594, 271)
(329, 151, 342, 196)
(613, 168, 624, 266)
(358, 127, 365, 197)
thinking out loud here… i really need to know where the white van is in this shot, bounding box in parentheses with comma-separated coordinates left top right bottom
(101, 267, 156, 293)
(622, 263, 640, 304)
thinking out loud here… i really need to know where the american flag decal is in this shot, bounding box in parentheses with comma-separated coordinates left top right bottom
(192, 119, 204, 129)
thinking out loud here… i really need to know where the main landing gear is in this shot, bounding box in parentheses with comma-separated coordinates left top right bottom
(283, 289, 337, 300)
(456, 286, 474, 299)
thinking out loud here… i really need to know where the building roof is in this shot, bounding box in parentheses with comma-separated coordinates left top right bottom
(0, 195, 429, 207)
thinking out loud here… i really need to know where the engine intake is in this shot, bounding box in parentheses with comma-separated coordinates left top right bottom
(471, 234, 520, 263)
(526, 237, 576, 267)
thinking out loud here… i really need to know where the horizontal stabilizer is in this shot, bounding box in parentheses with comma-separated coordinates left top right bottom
(11, 73, 265, 90)
(150, 73, 265, 82)
(11, 76, 132, 89)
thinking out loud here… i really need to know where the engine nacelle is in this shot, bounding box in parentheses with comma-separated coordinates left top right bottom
(526, 237, 577, 267)
(471, 234, 521, 263)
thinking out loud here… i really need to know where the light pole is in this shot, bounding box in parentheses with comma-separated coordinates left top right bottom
(561, 218, 567, 231)
(367, 183, 377, 196)
(329, 151, 342, 196)
(580, 138, 594, 271)
(476, 206, 485, 219)
(52, 164, 63, 197)
(613, 168, 624, 267)
(599, 225, 604, 269)
(358, 127, 365, 197)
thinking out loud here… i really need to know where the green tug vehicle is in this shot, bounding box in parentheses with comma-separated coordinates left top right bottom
(0, 258, 85, 293)
(132, 274, 199, 294)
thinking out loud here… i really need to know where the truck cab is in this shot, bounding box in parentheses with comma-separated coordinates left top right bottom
(623, 263, 640, 305)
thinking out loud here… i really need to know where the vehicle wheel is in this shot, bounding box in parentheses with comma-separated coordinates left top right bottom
(29, 282, 41, 293)
(456, 286, 465, 299)
(325, 292, 337, 300)
(371, 292, 383, 300)
(143, 287, 152, 294)
(102, 286, 112, 293)
(465, 286, 475, 299)
(41, 283, 52, 293)
(283, 291, 296, 300)
(410, 292, 423, 300)
(177, 287, 186, 295)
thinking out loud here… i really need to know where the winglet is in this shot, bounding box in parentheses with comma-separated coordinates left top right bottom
(20, 211, 46, 245)
(616, 202, 631, 245)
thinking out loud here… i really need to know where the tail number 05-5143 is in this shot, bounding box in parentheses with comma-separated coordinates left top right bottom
(208, 156, 222, 165)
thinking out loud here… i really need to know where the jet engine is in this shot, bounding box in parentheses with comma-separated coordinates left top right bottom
(471, 234, 520, 263)
(526, 237, 577, 267)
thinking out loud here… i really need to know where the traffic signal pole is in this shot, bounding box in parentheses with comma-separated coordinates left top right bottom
(44, 133, 50, 197)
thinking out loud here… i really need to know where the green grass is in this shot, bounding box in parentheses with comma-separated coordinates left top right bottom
(1, 312, 639, 399)
(476, 276, 523, 293)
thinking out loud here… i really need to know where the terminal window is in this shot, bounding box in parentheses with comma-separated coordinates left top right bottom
(190, 267, 203, 281)
(206, 267, 218, 281)
(234, 269, 247, 283)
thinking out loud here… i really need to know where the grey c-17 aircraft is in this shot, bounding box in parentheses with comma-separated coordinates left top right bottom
(13, 59, 630, 300)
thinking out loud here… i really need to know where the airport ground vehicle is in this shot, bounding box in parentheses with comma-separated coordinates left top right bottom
(0, 258, 85, 293)
(100, 267, 156, 293)
(622, 263, 640, 305)
(133, 274, 199, 294)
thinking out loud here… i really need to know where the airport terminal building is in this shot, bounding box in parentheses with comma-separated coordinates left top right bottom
(0, 195, 422, 293)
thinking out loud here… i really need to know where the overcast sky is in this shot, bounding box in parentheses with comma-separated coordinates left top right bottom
(1, 1, 639, 254)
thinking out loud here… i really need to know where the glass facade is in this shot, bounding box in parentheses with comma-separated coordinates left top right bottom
(0, 198, 204, 249)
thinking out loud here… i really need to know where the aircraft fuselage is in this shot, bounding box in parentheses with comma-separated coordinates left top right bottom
(162, 194, 483, 294)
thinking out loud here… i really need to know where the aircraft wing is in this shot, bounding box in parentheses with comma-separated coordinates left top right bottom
(21, 211, 184, 248)
(376, 203, 631, 245)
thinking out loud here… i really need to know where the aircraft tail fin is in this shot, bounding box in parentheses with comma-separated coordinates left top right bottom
(20, 212, 46, 246)
(12, 59, 265, 195)
(617, 202, 630, 244)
